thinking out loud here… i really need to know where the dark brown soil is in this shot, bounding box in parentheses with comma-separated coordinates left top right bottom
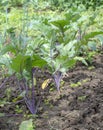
(0, 54, 103, 130)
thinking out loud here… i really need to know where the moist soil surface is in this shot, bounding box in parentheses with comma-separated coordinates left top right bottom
(0, 54, 103, 130)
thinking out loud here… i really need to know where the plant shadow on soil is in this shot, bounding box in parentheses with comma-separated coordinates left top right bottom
(0, 54, 103, 130)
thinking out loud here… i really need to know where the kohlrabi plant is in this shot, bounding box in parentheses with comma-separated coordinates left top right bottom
(0, 33, 47, 114)
(37, 7, 103, 91)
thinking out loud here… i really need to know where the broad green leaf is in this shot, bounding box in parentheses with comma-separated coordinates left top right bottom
(84, 31, 103, 41)
(65, 12, 80, 23)
(59, 59, 76, 73)
(25, 57, 32, 73)
(63, 59, 76, 68)
(88, 41, 97, 51)
(11, 54, 30, 73)
(32, 55, 47, 68)
(7, 27, 16, 34)
(64, 40, 77, 51)
(0, 44, 16, 55)
(50, 19, 68, 32)
(19, 119, 34, 130)
(54, 56, 76, 72)
(54, 55, 68, 70)
(96, 35, 103, 46)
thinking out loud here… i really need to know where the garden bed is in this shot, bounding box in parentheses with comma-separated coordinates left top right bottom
(0, 54, 103, 130)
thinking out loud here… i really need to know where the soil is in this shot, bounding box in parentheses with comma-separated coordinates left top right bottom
(0, 53, 103, 130)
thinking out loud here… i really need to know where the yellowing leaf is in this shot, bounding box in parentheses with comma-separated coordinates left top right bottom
(41, 79, 52, 89)
(33, 77, 37, 86)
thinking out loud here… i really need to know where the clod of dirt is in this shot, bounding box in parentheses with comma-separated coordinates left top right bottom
(61, 110, 82, 125)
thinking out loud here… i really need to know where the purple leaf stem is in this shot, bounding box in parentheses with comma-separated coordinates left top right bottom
(53, 71, 62, 91)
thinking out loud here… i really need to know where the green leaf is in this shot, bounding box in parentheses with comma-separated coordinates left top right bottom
(75, 57, 88, 66)
(50, 19, 68, 32)
(54, 56, 76, 72)
(63, 59, 76, 69)
(19, 119, 34, 130)
(65, 12, 80, 22)
(64, 40, 77, 52)
(11, 54, 30, 73)
(88, 41, 97, 50)
(0, 44, 16, 55)
(0, 54, 11, 66)
(25, 57, 32, 73)
(7, 27, 16, 34)
(10, 54, 47, 73)
(84, 31, 103, 41)
(96, 35, 103, 46)
(60, 59, 76, 72)
(32, 55, 47, 68)
(54, 56, 68, 70)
